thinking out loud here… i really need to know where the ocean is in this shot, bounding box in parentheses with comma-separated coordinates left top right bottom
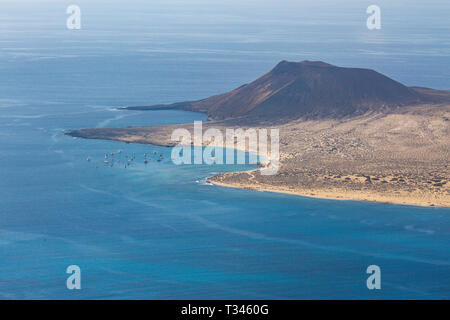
(0, 0, 449, 299)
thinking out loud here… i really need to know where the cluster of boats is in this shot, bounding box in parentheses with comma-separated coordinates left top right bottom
(86, 149, 164, 168)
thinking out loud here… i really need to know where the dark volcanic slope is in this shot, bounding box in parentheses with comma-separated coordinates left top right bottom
(127, 60, 440, 121)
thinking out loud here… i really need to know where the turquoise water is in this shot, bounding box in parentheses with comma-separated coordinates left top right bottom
(0, 0, 449, 299)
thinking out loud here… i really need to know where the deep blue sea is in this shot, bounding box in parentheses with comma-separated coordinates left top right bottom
(0, 0, 449, 299)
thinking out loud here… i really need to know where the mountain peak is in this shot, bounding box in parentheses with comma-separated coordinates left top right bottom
(134, 60, 442, 121)
(271, 60, 335, 76)
(275, 60, 333, 68)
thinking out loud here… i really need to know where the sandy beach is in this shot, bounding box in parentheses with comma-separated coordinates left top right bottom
(207, 171, 449, 208)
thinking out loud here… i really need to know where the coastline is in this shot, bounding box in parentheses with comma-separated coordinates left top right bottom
(66, 103, 450, 209)
(207, 172, 449, 208)
(67, 130, 450, 208)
